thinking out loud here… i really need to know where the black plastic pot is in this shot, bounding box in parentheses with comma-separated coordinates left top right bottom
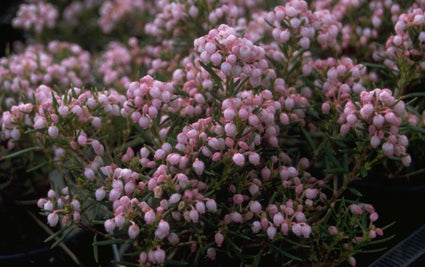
(0, 203, 114, 267)
(350, 177, 425, 266)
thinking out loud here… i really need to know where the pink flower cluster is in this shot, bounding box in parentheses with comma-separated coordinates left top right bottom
(1, 84, 125, 153)
(123, 75, 176, 130)
(98, 0, 155, 34)
(144, 0, 265, 40)
(2, 0, 425, 266)
(340, 88, 412, 165)
(0, 41, 92, 110)
(306, 57, 366, 104)
(12, 2, 58, 33)
(194, 24, 274, 88)
(384, 8, 425, 72)
(266, 0, 341, 50)
(37, 187, 81, 227)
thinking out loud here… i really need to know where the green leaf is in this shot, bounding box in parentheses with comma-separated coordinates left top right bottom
(1, 147, 39, 160)
(285, 238, 310, 248)
(400, 92, 425, 99)
(111, 260, 139, 266)
(252, 252, 261, 267)
(381, 221, 396, 231)
(271, 245, 302, 261)
(0, 180, 12, 190)
(92, 239, 126, 246)
(163, 260, 189, 266)
(323, 146, 342, 169)
(347, 186, 363, 198)
(26, 161, 49, 172)
(226, 237, 242, 253)
(93, 234, 99, 264)
(228, 229, 251, 241)
(361, 234, 395, 247)
(360, 247, 388, 254)
(301, 127, 316, 151)
(50, 227, 76, 248)
(199, 61, 224, 92)
(44, 225, 70, 243)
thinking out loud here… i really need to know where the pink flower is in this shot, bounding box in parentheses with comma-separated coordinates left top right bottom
(370, 212, 379, 222)
(215, 231, 224, 247)
(104, 219, 115, 233)
(249, 201, 262, 214)
(401, 155, 411, 166)
(328, 226, 339, 235)
(206, 199, 217, 212)
(231, 212, 243, 223)
(84, 168, 95, 181)
(207, 247, 216, 260)
(195, 201, 206, 214)
(281, 222, 289, 235)
(292, 223, 302, 236)
(91, 140, 105, 155)
(232, 153, 245, 167)
(267, 225, 277, 240)
(301, 223, 311, 238)
(33, 117, 47, 129)
(128, 221, 140, 239)
(48, 125, 59, 138)
(144, 209, 156, 225)
(273, 212, 284, 226)
(348, 256, 356, 267)
(155, 220, 170, 239)
(189, 208, 199, 223)
(382, 142, 394, 157)
(350, 204, 363, 215)
(192, 158, 205, 175)
(167, 233, 180, 245)
(114, 214, 125, 228)
(95, 187, 106, 201)
(47, 212, 59, 227)
(154, 247, 166, 263)
(252, 221, 261, 233)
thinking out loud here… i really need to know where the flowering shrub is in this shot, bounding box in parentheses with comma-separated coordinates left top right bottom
(1, 0, 425, 266)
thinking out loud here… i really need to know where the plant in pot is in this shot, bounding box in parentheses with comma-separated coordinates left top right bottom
(1, 0, 425, 266)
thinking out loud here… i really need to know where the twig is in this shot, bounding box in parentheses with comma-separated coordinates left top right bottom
(13, 199, 38, 205)
(393, 167, 425, 179)
(25, 209, 80, 266)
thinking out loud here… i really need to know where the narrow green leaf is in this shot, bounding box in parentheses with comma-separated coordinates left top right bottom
(381, 221, 396, 231)
(26, 161, 49, 172)
(285, 238, 310, 248)
(362, 234, 395, 247)
(0, 180, 11, 190)
(360, 247, 388, 254)
(271, 245, 302, 261)
(92, 239, 126, 246)
(93, 234, 99, 264)
(301, 127, 316, 151)
(347, 186, 363, 198)
(228, 229, 251, 241)
(199, 61, 224, 92)
(111, 260, 139, 266)
(44, 225, 69, 243)
(323, 168, 347, 174)
(323, 146, 342, 169)
(50, 227, 75, 248)
(1, 147, 38, 160)
(400, 92, 425, 99)
(226, 237, 242, 253)
(253, 252, 261, 267)
(163, 260, 189, 266)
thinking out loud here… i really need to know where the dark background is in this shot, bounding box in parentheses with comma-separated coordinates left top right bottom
(0, 0, 24, 57)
